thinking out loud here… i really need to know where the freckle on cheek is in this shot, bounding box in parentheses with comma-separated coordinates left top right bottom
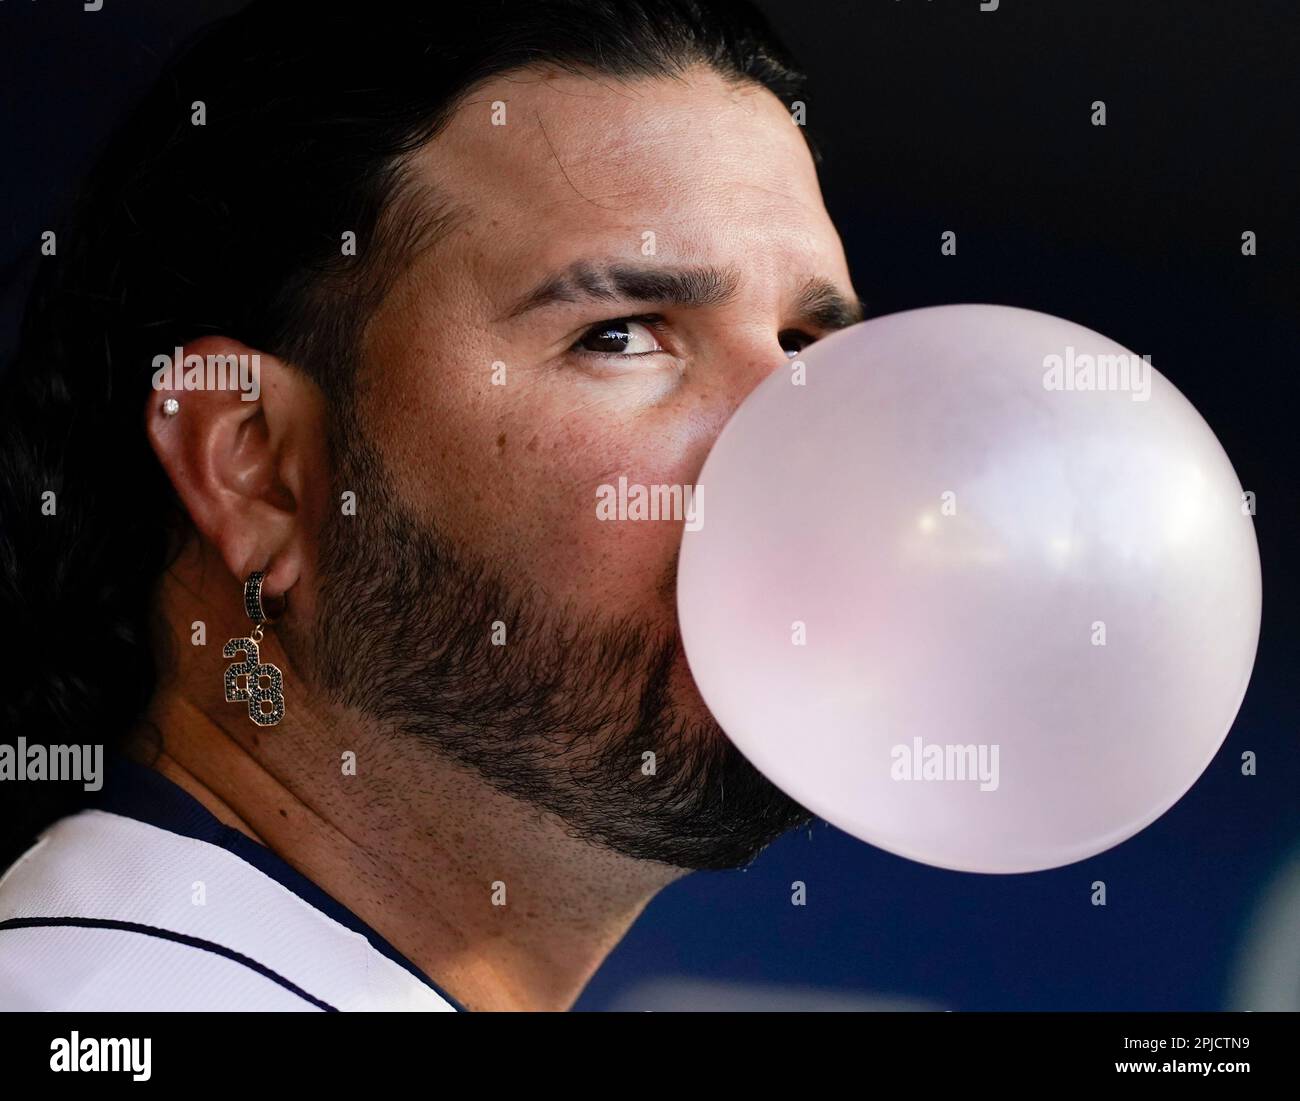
(496, 433, 507, 450)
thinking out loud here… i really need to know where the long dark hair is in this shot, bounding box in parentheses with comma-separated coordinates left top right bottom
(0, 0, 812, 866)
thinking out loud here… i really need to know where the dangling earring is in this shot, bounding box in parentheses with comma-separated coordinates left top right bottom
(224, 569, 285, 727)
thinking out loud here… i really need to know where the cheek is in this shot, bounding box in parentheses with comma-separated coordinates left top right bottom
(365, 308, 716, 621)
(482, 406, 714, 621)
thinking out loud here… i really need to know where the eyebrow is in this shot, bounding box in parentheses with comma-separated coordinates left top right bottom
(791, 276, 868, 331)
(499, 259, 867, 331)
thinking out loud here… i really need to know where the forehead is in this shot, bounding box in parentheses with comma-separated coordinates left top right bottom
(408, 65, 839, 276)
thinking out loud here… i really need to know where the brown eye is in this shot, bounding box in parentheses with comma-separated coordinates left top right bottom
(779, 329, 816, 358)
(573, 318, 663, 357)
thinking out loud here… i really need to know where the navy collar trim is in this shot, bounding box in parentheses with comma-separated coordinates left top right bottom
(89, 753, 469, 1012)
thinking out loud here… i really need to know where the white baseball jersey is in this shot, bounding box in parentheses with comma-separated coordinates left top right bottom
(0, 755, 466, 1012)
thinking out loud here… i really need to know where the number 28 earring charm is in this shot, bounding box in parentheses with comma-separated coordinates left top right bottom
(224, 570, 286, 727)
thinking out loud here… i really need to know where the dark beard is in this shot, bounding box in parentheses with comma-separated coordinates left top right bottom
(306, 429, 811, 871)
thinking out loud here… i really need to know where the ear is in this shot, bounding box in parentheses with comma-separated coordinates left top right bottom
(144, 336, 328, 606)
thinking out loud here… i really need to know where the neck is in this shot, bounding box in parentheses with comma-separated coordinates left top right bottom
(134, 675, 683, 1012)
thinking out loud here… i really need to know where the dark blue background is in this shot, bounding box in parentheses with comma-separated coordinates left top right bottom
(3, 0, 1296, 1011)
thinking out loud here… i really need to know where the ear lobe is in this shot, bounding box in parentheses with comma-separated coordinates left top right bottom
(144, 335, 325, 599)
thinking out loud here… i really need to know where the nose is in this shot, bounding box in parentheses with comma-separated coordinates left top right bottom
(672, 325, 800, 488)
(705, 324, 802, 428)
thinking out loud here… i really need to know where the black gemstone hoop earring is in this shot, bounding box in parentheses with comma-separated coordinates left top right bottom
(223, 569, 286, 727)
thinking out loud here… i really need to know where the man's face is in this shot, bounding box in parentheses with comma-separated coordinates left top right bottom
(309, 65, 860, 869)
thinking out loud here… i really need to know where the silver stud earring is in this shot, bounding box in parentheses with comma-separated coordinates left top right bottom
(161, 398, 180, 416)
